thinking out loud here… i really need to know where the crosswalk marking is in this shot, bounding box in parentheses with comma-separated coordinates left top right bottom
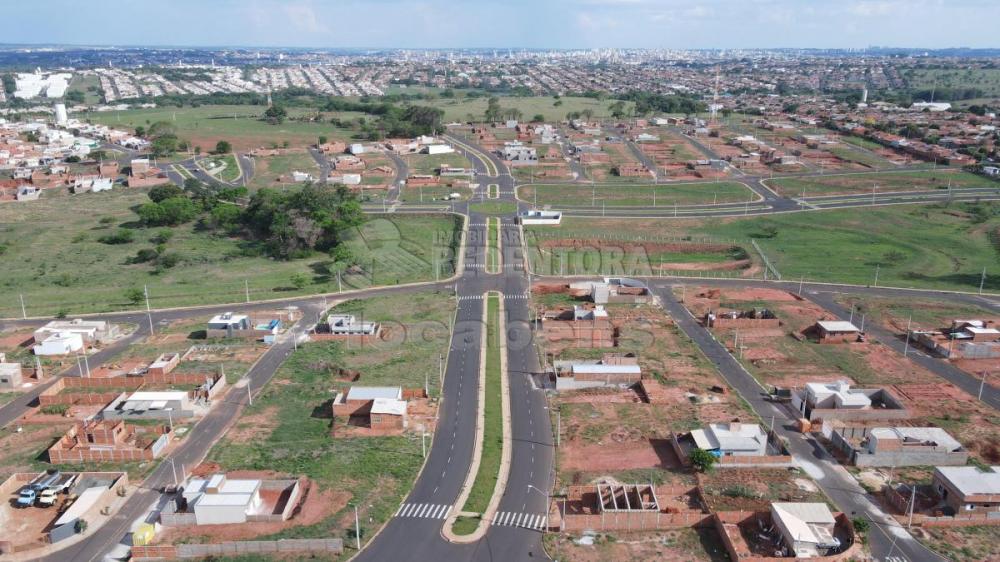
(491, 511, 546, 530)
(395, 503, 451, 519)
(456, 293, 531, 302)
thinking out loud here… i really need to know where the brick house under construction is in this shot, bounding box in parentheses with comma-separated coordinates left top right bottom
(48, 419, 170, 463)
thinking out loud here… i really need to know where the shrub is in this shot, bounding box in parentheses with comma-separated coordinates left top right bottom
(98, 229, 135, 245)
(689, 448, 717, 472)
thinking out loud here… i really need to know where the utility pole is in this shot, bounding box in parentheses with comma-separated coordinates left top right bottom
(245, 280, 250, 303)
(144, 285, 154, 335)
(798, 275, 804, 296)
(422, 428, 427, 458)
(979, 371, 989, 401)
(907, 483, 917, 529)
(903, 314, 912, 356)
(19, 294, 26, 319)
(980, 267, 987, 295)
(354, 505, 361, 550)
(171, 459, 179, 487)
(556, 408, 561, 448)
(873, 264, 880, 288)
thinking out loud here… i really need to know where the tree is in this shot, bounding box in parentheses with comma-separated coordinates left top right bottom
(64, 90, 85, 104)
(290, 273, 309, 289)
(318, 135, 328, 146)
(150, 135, 179, 158)
(263, 104, 288, 125)
(531, 114, 545, 123)
(1, 74, 14, 95)
(124, 287, 145, 305)
(215, 140, 232, 154)
(148, 184, 185, 203)
(134, 125, 146, 138)
(137, 197, 198, 227)
(689, 448, 717, 472)
(609, 101, 626, 119)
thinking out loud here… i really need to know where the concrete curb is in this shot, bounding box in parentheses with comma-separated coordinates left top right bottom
(442, 292, 512, 543)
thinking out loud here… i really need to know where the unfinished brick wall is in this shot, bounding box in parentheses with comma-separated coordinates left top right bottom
(713, 512, 861, 562)
(710, 318, 781, 330)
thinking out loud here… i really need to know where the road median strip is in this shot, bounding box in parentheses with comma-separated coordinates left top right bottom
(443, 292, 511, 542)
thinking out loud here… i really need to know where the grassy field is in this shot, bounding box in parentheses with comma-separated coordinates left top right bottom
(207, 292, 453, 556)
(398, 185, 470, 203)
(0, 190, 459, 317)
(85, 105, 357, 152)
(517, 182, 753, 207)
(919, 525, 1000, 562)
(458, 293, 502, 520)
(525, 202, 1000, 291)
(827, 145, 891, 169)
(413, 96, 633, 123)
(246, 152, 320, 191)
(469, 201, 517, 216)
(904, 68, 1000, 97)
(202, 153, 241, 183)
(767, 170, 996, 197)
(407, 153, 472, 175)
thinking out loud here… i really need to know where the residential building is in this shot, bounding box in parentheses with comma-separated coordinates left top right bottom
(320, 314, 380, 336)
(771, 503, 840, 558)
(34, 318, 117, 344)
(33, 331, 84, 356)
(501, 142, 537, 164)
(793, 381, 910, 421)
(814, 320, 861, 343)
(182, 474, 264, 525)
(0, 353, 23, 389)
(830, 426, 968, 467)
(48, 419, 169, 463)
(553, 353, 640, 390)
(206, 312, 251, 338)
(932, 466, 1000, 514)
(518, 209, 562, 225)
(331, 386, 407, 429)
(689, 422, 768, 457)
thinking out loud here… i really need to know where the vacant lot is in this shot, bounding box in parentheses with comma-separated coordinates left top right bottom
(918, 525, 1000, 562)
(543, 528, 729, 562)
(87, 105, 358, 152)
(527, 202, 1000, 291)
(413, 96, 632, 123)
(517, 182, 753, 207)
(0, 190, 459, 316)
(207, 292, 453, 556)
(406, 152, 471, 175)
(246, 151, 320, 191)
(768, 170, 995, 197)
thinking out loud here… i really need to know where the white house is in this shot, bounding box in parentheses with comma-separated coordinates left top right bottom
(689, 422, 768, 457)
(33, 332, 85, 356)
(771, 503, 839, 558)
(424, 144, 455, 155)
(183, 474, 263, 525)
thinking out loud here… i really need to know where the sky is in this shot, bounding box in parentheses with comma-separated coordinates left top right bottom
(3, 0, 999, 50)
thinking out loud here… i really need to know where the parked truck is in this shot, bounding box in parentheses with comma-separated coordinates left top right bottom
(16, 488, 37, 508)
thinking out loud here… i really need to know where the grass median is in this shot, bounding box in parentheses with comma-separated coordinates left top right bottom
(486, 218, 500, 273)
(455, 293, 502, 531)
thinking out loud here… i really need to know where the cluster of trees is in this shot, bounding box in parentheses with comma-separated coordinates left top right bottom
(354, 104, 445, 140)
(483, 96, 523, 123)
(135, 121, 188, 158)
(618, 92, 707, 116)
(131, 179, 363, 262)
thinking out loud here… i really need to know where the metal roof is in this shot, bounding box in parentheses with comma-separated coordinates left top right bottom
(570, 364, 641, 375)
(370, 398, 407, 416)
(817, 320, 859, 333)
(935, 466, 1000, 496)
(346, 386, 402, 401)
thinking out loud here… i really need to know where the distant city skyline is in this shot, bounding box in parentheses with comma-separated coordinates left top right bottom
(4, 0, 999, 51)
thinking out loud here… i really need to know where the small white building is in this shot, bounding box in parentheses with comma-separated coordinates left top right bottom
(121, 390, 190, 413)
(349, 143, 366, 155)
(207, 312, 251, 332)
(519, 210, 562, 225)
(805, 381, 871, 409)
(184, 474, 263, 525)
(34, 318, 114, 344)
(324, 314, 380, 336)
(690, 422, 768, 457)
(33, 332, 84, 356)
(771, 503, 839, 558)
(424, 144, 455, 155)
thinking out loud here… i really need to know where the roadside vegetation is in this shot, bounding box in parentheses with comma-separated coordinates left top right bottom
(453, 293, 502, 533)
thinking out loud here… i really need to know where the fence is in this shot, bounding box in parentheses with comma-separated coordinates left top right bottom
(132, 539, 343, 560)
(750, 239, 782, 280)
(561, 510, 712, 532)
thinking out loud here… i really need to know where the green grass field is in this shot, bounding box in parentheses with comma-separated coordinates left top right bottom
(526, 202, 1000, 291)
(407, 152, 472, 175)
(486, 218, 500, 273)
(768, 170, 996, 197)
(458, 293, 502, 521)
(469, 201, 517, 216)
(517, 182, 753, 207)
(412, 96, 633, 123)
(827, 145, 891, 169)
(207, 291, 453, 555)
(246, 152, 320, 191)
(0, 190, 459, 317)
(85, 105, 358, 152)
(202, 153, 241, 182)
(398, 185, 470, 203)
(904, 68, 1000, 97)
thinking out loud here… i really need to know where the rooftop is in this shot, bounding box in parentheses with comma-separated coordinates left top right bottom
(935, 466, 1000, 496)
(346, 386, 402, 401)
(816, 320, 860, 333)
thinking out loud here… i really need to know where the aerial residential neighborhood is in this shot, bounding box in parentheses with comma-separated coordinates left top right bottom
(1, 2, 1000, 562)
